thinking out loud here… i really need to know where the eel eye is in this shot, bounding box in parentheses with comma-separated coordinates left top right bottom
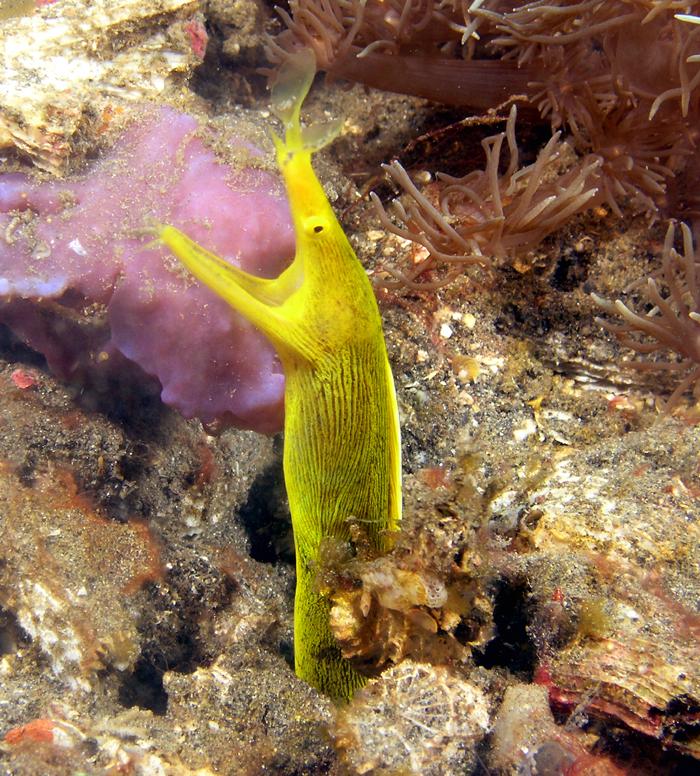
(303, 216, 328, 236)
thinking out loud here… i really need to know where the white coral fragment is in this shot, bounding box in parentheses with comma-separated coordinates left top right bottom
(334, 661, 489, 775)
(0, 0, 203, 172)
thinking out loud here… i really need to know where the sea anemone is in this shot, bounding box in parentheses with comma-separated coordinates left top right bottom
(267, 0, 467, 69)
(265, 0, 534, 107)
(270, 1, 700, 119)
(371, 106, 603, 288)
(592, 221, 700, 409)
(271, 1, 700, 287)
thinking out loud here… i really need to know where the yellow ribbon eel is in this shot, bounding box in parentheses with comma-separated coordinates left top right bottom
(156, 48, 401, 701)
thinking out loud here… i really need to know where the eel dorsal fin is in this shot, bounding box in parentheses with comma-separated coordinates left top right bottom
(270, 48, 342, 159)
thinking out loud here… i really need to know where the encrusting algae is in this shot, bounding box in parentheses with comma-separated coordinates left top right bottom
(156, 48, 401, 701)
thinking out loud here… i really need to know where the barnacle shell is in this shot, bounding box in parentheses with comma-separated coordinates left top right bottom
(329, 556, 472, 670)
(0, 0, 204, 173)
(327, 491, 493, 672)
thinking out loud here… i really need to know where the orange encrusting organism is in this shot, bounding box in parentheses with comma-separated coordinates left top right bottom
(156, 48, 401, 700)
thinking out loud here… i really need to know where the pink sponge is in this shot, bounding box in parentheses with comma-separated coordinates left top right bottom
(0, 107, 294, 433)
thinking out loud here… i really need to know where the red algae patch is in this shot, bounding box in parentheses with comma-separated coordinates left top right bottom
(0, 462, 162, 690)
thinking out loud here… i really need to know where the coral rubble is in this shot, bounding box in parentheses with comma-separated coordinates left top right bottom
(0, 0, 207, 173)
(0, 461, 160, 690)
(0, 352, 333, 774)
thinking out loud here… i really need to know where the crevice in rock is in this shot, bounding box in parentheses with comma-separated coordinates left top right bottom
(0, 606, 21, 656)
(117, 654, 168, 715)
(237, 436, 294, 564)
(473, 577, 537, 678)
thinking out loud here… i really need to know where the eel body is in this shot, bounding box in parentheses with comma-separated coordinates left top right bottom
(157, 49, 401, 700)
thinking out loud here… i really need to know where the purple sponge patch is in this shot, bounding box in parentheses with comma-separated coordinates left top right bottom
(0, 107, 294, 433)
